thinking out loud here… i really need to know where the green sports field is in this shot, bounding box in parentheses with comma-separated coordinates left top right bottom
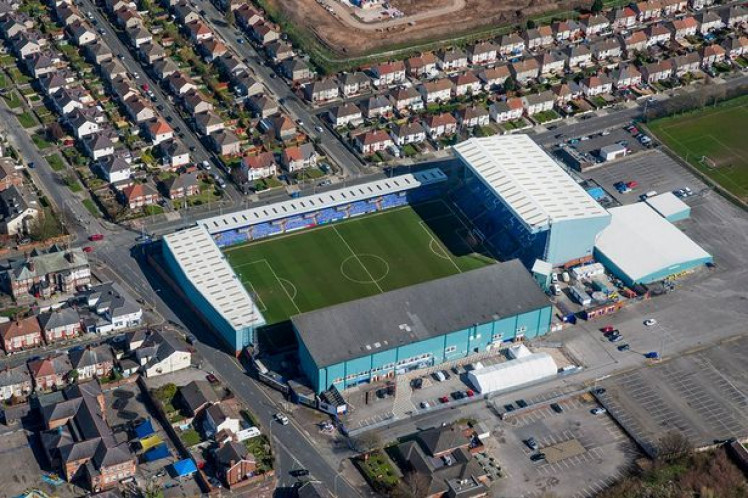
(224, 200, 495, 324)
(648, 95, 748, 202)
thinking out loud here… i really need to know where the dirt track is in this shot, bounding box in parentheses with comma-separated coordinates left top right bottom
(267, 0, 582, 59)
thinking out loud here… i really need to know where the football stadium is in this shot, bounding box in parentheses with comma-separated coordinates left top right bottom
(161, 135, 713, 394)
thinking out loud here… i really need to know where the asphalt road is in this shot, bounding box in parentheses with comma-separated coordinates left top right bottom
(191, 0, 366, 178)
(78, 0, 241, 201)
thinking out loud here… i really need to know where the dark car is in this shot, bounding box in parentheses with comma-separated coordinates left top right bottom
(530, 453, 547, 462)
(441, 370, 451, 380)
(550, 403, 563, 413)
(291, 469, 309, 477)
(410, 378, 423, 389)
(451, 391, 465, 400)
(516, 399, 528, 408)
(617, 343, 630, 352)
(525, 437, 539, 450)
(504, 404, 515, 412)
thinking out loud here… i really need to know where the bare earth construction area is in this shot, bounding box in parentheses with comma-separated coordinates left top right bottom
(263, 0, 578, 63)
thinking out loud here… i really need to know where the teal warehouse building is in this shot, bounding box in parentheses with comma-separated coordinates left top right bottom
(292, 260, 553, 394)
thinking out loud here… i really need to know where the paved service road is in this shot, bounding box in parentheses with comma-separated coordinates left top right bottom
(192, 0, 365, 178)
(78, 0, 241, 201)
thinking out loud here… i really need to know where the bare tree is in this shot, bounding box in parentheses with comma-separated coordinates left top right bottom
(398, 470, 431, 498)
(657, 431, 691, 462)
(350, 431, 383, 456)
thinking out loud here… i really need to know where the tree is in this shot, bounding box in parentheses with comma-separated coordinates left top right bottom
(591, 0, 603, 13)
(68, 369, 80, 384)
(503, 77, 517, 93)
(526, 19, 536, 29)
(350, 432, 382, 456)
(657, 431, 691, 462)
(396, 469, 431, 498)
(226, 9, 235, 26)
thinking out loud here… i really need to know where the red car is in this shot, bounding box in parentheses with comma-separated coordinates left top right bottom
(83, 246, 94, 253)
(206, 373, 218, 384)
(601, 325, 615, 333)
(626, 181, 639, 189)
(89, 234, 104, 241)
(466, 389, 475, 397)
(439, 396, 450, 404)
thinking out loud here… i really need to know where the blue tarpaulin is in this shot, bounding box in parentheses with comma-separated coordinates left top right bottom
(143, 443, 170, 462)
(133, 419, 155, 439)
(586, 187, 606, 201)
(172, 458, 198, 477)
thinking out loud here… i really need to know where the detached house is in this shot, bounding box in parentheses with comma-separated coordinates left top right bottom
(38, 307, 81, 343)
(522, 91, 555, 116)
(280, 58, 312, 82)
(566, 44, 592, 69)
(281, 143, 317, 172)
(162, 172, 200, 200)
(700, 44, 726, 67)
(167, 72, 196, 96)
(354, 130, 393, 155)
(159, 140, 191, 169)
(183, 91, 213, 116)
(186, 20, 212, 43)
(524, 26, 554, 50)
(215, 441, 257, 489)
(580, 75, 613, 96)
(121, 183, 159, 209)
(582, 14, 610, 36)
(609, 7, 638, 30)
(390, 121, 426, 146)
(668, 16, 698, 39)
(611, 63, 642, 88)
(456, 105, 489, 128)
(237, 152, 277, 182)
(327, 103, 363, 128)
(468, 41, 498, 65)
(368, 61, 406, 86)
(0, 363, 32, 401)
(389, 86, 423, 112)
(29, 354, 72, 391)
(304, 78, 340, 103)
(696, 11, 723, 34)
(98, 156, 132, 185)
(339, 71, 370, 97)
(247, 94, 278, 119)
(204, 403, 241, 437)
(360, 95, 392, 119)
(477, 64, 511, 90)
(270, 115, 296, 141)
(69, 344, 114, 380)
(0, 316, 42, 354)
(210, 129, 242, 157)
(134, 331, 191, 378)
(82, 133, 115, 161)
(418, 78, 453, 104)
(126, 26, 152, 48)
(68, 22, 97, 46)
(423, 112, 457, 139)
(405, 52, 437, 77)
(124, 96, 156, 123)
(640, 60, 673, 83)
(265, 40, 293, 63)
(510, 58, 540, 83)
(489, 98, 525, 123)
(436, 48, 468, 72)
(195, 112, 225, 136)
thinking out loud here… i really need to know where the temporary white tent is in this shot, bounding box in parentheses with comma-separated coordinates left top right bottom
(507, 344, 532, 359)
(467, 353, 558, 394)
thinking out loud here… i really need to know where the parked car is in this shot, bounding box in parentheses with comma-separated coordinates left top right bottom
(644, 351, 660, 359)
(530, 453, 546, 461)
(410, 378, 423, 389)
(420, 401, 431, 409)
(591, 407, 607, 415)
(439, 396, 450, 404)
(466, 389, 475, 397)
(516, 399, 528, 408)
(451, 391, 465, 400)
(274, 412, 289, 425)
(600, 325, 615, 333)
(617, 343, 630, 352)
(89, 233, 104, 241)
(644, 318, 657, 326)
(206, 373, 218, 383)
(609, 334, 623, 343)
(83, 246, 94, 253)
(504, 404, 515, 412)
(525, 437, 539, 450)
(433, 371, 446, 382)
(550, 403, 563, 413)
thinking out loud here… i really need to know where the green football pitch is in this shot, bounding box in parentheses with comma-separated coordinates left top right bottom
(224, 200, 495, 324)
(648, 95, 748, 202)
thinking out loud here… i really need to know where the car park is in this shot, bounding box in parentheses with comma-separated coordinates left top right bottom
(550, 403, 563, 413)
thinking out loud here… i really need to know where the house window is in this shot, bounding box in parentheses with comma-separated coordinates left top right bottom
(445, 345, 457, 354)
(516, 325, 527, 334)
(492, 333, 503, 342)
(332, 378, 343, 384)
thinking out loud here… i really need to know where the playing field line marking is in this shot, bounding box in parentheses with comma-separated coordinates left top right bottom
(231, 260, 268, 312)
(418, 220, 462, 273)
(332, 225, 384, 293)
(262, 260, 302, 315)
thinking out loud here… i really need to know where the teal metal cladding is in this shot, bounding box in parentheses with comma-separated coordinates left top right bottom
(297, 306, 553, 393)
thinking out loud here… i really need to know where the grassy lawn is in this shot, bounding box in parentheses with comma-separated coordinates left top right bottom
(356, 450, 399, 492)
(82, 198, 100, 216)
(45, 153, 65, 171)
(224, 200, 494, 324)
(16, 111, 36, 128)
(244, 435, 273, 472)
(648, 94, 748, 202)
(0, 72, 6, 89)
(32, 132, 52, 150)
(65, 175, 83, 192)
(144, 205, 164, 216)
(3, 91, 22, 109)
(179, 428, 201, 447)
(533, 109, 561, 123)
